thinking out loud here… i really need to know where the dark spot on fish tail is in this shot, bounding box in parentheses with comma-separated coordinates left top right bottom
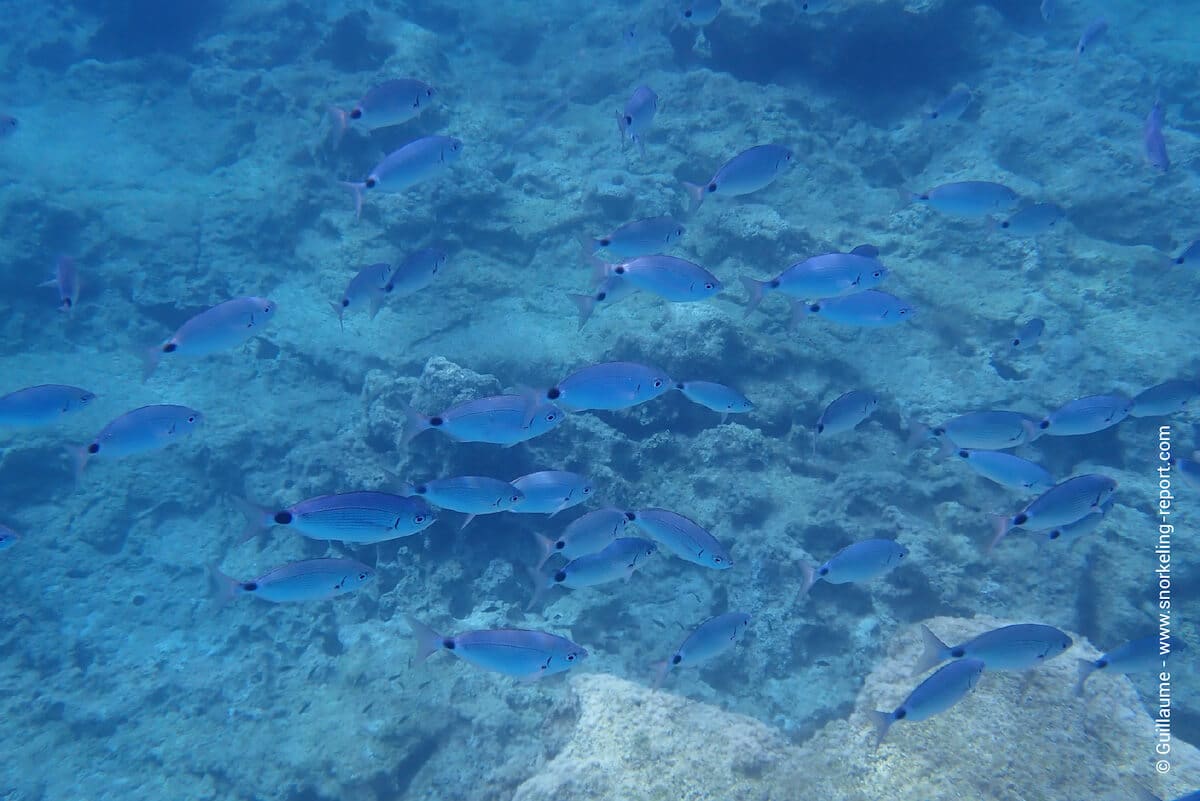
(1176, 256, 1186, 265)
(1039, 420, 1050, 429)
(599, 238, 611, 247)
(818, 566, 829, 576)
(676, 382, 685, 390)
(597, 291, 607, 301)
(554, 570, 567, 583)
(817, 424, 825, 434)
(414, 484, 428, 494)
(547, 388, 562, 400)
(894, 709, 907, 720)
(554, 540, 566, 550)
(163, 342, 177, 353)
(243, 582, 258, 591)
(443, 638, 455, 650)
(951, 648, 966, 658)
(275, 511, 293, 525)
(429, 416, 444, 427)
(932, 427, 946, 436)
(769, 278, 781, 289)
(707, 183, 717, 193)
(614, 266, 626, 275)
(63, 299, 73, 309)
(624, 115, 633, 125)
(930, 111, 939, 119)
(1012, 338, 1021, 347)
(672, 654, 682, 665)
(365, 177, 377, 188)
(957, 449, 969, 459)
(625, 511, 636, 521)
(1014, 513, 1028, 526)
(684, 8, 693, 16)
(809, 303, 821, 313)
(1097, 658, 1108, 668)
(1048, 530, 1062, 540)
(350, 108, 363, 119)
(341, 299, 350, 307)
(919, 194, 930, 201)
(87, 443, 100, 454)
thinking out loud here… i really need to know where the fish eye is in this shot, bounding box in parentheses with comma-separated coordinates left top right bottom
(187, 415, 196, 423)
(567, 653, 576, 661)
(873, 270, 883, 278)
(415, 514, 427, 523)
(653, 379, 663, 388)
(511, 494, 520, 502)
(582, 487, 591, 494)
(545, 412, 557, 422)
(704, 282, 714, 290)
(359, 572, 369, 579)
(713, 555, 723, 564)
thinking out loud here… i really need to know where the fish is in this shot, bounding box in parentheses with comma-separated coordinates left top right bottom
(72, 404, 203, 476)
(871, 659, 985, 746)
(0, 384, 96, 429)
(1005, 318, 1045, 354)
(386, 248, 448, 297)
(680, 0, 721, 25)
(211, 558, 375, 604)
(1131, 379, 1200, 418)
(523, 361, 675, 424)
(535, 506, 631, 567)
(994, 203, 1065, 236)
(654, 611, 751, 687)
(587, 216, 686, 259)
(1075, 636, 1162, 695)
(532, 537, 658, 607)
(1144, 99, 1169, 172)
(908, 410, 1041, 453)
(0, 114, 16, 138)
(510, 470, 594, 516)
(742, 251, 889, 314)
(1076, 17, 1108, 58)
(331, 262, 391, 329)
(341, 135, 463, 219)
(626, 508, 732, 569)
(404, 394, 563, 447)
(566, 278, 642, 328)
(406, 616, 588, 680)
(399, 476, 524, 528)
(682, 144, 794, 212)
(1172, 241, 1200, 267)
(593, 255, 722, 302)
(1044, 497, 1114, 545)
(990, 474, 1118, 550)
(237, 491, 437, 544)
(38, 255, 80, 314)
(925, 84, 972, 122)
(952, 449, 1055, 493)
(912, 624, 1073, 675)
(616, 85, 658, 156)
(796, 290, 917, 328)
(675, 380, 753, 419)
(799, 539, 908, 596)
(143, 296, 277, 379)
(329, 78, 436, 144)
(910, 181, 1019, 217)
(0, 524, 19, 551)
(1034, 393, 1132, 436)
(814, 391, 878, 453)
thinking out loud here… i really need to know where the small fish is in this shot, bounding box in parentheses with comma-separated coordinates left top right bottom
(385, 248, 447, 297)
(1044, 497, 1114, 545)
(533, 537, 657, 607)
(0, 524, 19, 551)
(1034, 393, 1132, 436)
(1172, 241, 1200, 267)
(814, 391, 878, 453)
(1144, 99, 1169, 172)
(1005, 318, 1045, 354)
(743, 251, 888, 314)
(1131, 380, 1200, 418)
(626, 508, 732, 569)
(799, 539, 907, 596)
(0, 384, 96, 429)
(341, 135, 463, 218)
(1075, 636, 1162, 695)
(406, 615, 588, 680)
(211, 558, 375, 604)
(912, 624, 1072, 675)
(510, 470, 594, 516)
(953, 449, 1055, 493)
(675, 380, 753, 419)
(523, 361, 674, 423)
(925, 84, 972, 122)
(909, 410, 1040, 453)
(680, 0, 721, 25)
(994, 203, 1065, 236)
(237, 491, 437, 544)
(910, 181, 1019, 217)
(587, 216, 686, 259)
(871, 659, 985, 746)
(654, 611, 751, 687)
(72, 404, 204, 475)
(797, 290, 917, 328)
(404, 394, 563, 447)
(1076, 17, 1108, 58)
(399, 476, 524, 527)
(535, 506, 631, 567)
(329, 79, 436, 143)
(990, 474, 1118, 550)
(1040, 0, 1055, 22)
(39, 255, 80, 313)
(566, 277, 641, 329)
(331, 262, 391, 329)
(143, 296, 277, 379)
(0, 114, 16, 138)
(593, 255, 722, 302)
(616, 85, 658, 156)
(682, 144, 794, 212)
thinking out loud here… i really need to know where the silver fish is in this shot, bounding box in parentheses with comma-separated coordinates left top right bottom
(909, 410, 1040, 453)
(626, 508, 732, 569)
(535, 506, 631, 567)
(72, 404, 203, 475)
(675, 380, 753, 419)
(990, 474, 1118, 550)
(654, 611, 751, 687)
(407, 616, 588, 680)
(404, 394, 563, 447)
(0, 384, 96, 429)
(341, 135, 463, 218)
(399, 476, 524, 523)
(385, 248, 447, 297)
(682, 144, 794, 212)
(510, 470, 594, 516)
(331, 262, 391, 329)
(871, 659, 985, 746)
(144, 296, 277, 379)
(797, 290, 917, 328)
(1075, 636, 1162, 695)
(330, 78, 436, 143)
(925, 84, 971, 122)
(953, 449, 1054, 493)
(1076, 17, 1108, 58)
(1044, 497, 1114, 545)
(913, 623, 1072, 675)
(994, 203, 1065, 236)
(593, 255, 722, 302)
(617, 85, 658, 155)
(212, 558, 375, 604)
(238, 491, 437, 544)
(1131, 379, 1200, 418)
(535, 537, 657, 603)
(1035, 393, 1132, 436)
(799, 539, 908, 596)
(0, 524, 19, 551)
(524, 361, 674, 422)
(587, 216, 685, 259)
(814, 390, 878, 452)
(910, 181, 1019, 217)
(743, 251, 888, 313)
(38, 255, 80, 314)
(1144, 99, 1169, 172)
(1005, 318, 1045, 354)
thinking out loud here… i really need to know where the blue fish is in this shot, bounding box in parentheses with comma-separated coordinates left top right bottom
(1131, 380, 1200, 418)
(743, 251, 888, 314)
(909, 410, 1040, 453)
(238, 491, 437, 544)
(1036, 393, 1132, 436)
(330, 78, 436, 142)
(798, 290, 917, 328)
(871, 659, 985, 746)
(535, 506, 631, 567)
(1044, 497, 1114, 545)
(72, 404, 203, 475)
(0, 384, 96, 429)
(1075, 636, 1163, 695)
(593, 255, 722, 302)
(399, 476, 524, 527)
(143, 296, 277, 379)
(531, 537, 658, 608)
(913, 623, 1073, 675)
(0, 523, 19, 551)
(404, 394, 563, 447)
(587, 216, 685, 259)
(925, 84, 972, 122)
(814, 390, 878, 452)
(1173, 241, 1200, 267)
(1144, 99, 1169, 172)
(616, 85, 658, 155)
(211, 558, 375, 604)
(524, 361, 674, 423)
(385, 248, 447, 297)
(675, 380, 753, 419)
(910, 181, 1019, 217)
(1005, 318, 1045, 354)
(654, 611, 751, 687)
(341, 135, 463, 218)
(799, 539, 908, 596)
(406, 616, 588, 680)
(682, 144, 794, 212)
(331, 262, 390, 328)
(1076, 17, 1108, 58)
(991, 474, 1118, 550)
(994, 203, 1065, 237)
(510, 471, 594, 516)
(39, 255, 80, 314)
(953, 449, 1054, 493)
(627, 508, 732, 569)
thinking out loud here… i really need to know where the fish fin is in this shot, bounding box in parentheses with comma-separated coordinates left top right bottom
(588, 255, 612, 287)
(459, 513, 476, 531)
(681, 180, 705, 214)
(37, 278, 58, 289)
(869, 710, 893, 748)
(903, 421, 932, 455)
(719, 412, 728, 424)
(575, 230, 601, 258)
(327, 106, 349, 148)
(516, 385, 545, 429)
(567, 293, 597, 330)
(366, 290, 385, 321)
(651, 660, 671, 689)
(233, 497, 274, 543)
(339, 181, 365, 220)
(207, 562, 242, 607)
(328, 300, 346, 331)
(524, 563, 552, 611)
(740, 276, 768, 316)
(140, 345, 163, 382)
(932, 436, 957, 461)
(787, 299, 808, 331)
(912, 624, 949, 676)
(1074, 657, 1098, 696)
(797, 561, 817, 599)
(532, 532, 557, 571)
(849, 244, 880, 258)
(615, 109, 628, 149)
(401, 406, 432, 446)
(1020, 418, 1044, 443)
(1132, 787, 1162, 801)
(404, 615, 445, 664)
(987, 514, 1013, 554)
(65, 444, 89, 484)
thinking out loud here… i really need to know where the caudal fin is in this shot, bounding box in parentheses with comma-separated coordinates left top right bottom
(1074, 657, 1099, 696)
(140, 345, 163, 382)
(339, 181, 366, 220)
(797, 561, 818, 599)
(568, 293, 598, 330)
(911, 624, 950, 676)
(233, 497, 274, 543)
(987, 514, 1014, 554)
(740, 276, 769, 317)
(903, 421, 933, 455)
(870, 710, 894, 748)
(327, 106, 349, 148)
(207, 562, 243, 607)
(652, 660, 672, 689)
(681, 181, 706, 214)
(401, 406, 433, 446)
(329, 300, 346, 331)
(66, 444, 90, 484)
(405, 615, 446, 663)
(532, 532, 558, 571)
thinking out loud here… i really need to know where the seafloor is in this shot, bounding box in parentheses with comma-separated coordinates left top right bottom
(0, 1, 1196, 800)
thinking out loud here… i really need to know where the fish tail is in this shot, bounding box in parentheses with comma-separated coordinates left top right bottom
(651, 660, 671, 689)
(233, 497, 273, 543)
(1074, 658, 1098, 696)
(140, 344, 163, 382)
(327, 106, 349, 148)
(401, 406, 432, 446)
(787, 299, 808, 331)
(207, 562, 243, 607)
(903, 421, 932, 455)
(740, 276, 767, 316)
(987, 514, 1013, 554)
(573, 230, 599, 257)
(404, 615, 445, 664)
(458, 513, 477, 532)
(567, 293, 597, 330)
(615, 109, 628, 148)
(869, 710, 893, 748)
(65, 444, 89, 483)
(516, 385, 546, 429)
(532, 532, 557, 571)
(681, 181, 706, 214)
(524, 564, 552, 612)
(328, 300, 346, 331)
(1020, 418, 1044, 443)
(912, 624, 949, 676)
(366, 288, 385, 321)
(339, 181, 365, 220)
(797, 561, 817, 599)
(932, 436, 957, 461)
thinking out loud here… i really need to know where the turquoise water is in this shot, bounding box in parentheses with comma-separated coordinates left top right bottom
(1, 1, 1198, 799)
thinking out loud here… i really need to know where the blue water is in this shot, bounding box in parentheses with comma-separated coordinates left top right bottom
(1, 1, 1198, 799)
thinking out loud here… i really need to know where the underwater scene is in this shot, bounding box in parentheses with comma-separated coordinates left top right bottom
(1, 0, 1198, 799)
